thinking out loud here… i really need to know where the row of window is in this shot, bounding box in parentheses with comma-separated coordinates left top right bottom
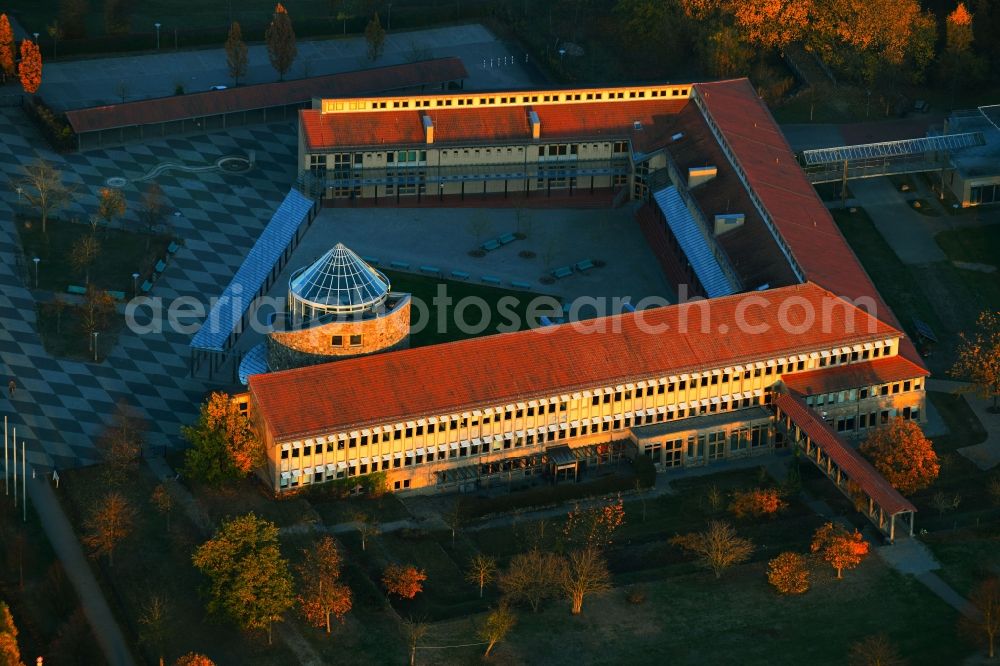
(642, 424, 773, 468)
(355, 87, 691, 111)
(832, 406, 920, 433)
(331, 334, 362, 348)
(804, 378, 922, 408)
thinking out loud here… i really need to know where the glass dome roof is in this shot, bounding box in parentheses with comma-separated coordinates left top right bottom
(289, 243, 390, 314)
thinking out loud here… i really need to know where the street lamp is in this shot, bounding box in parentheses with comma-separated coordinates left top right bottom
(33, 32, 39, 43)
(132, 272, 139, 297)
(15, 186, 22, 202)
(154, 23, 161, 50)
(32, 257, 39, 288)
(558, 48, 566, 64)
(92, 331, 98, 362)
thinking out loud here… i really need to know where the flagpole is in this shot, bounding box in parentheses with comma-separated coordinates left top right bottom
(4, 415, 7, 495)
(12, 426, 16, 507)
(21, 440, 26, 523)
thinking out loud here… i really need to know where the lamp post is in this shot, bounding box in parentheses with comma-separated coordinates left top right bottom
(92, 331, 98, 362)
(33, 32, 39, 43)
(155, 23, 161, 50)
(32, 257, 39, 289)
(132, 272, 139, 297)
(559, 48, 566, 65)
(16, 186, 22, 203)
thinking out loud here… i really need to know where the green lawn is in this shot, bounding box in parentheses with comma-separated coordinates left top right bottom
(15, 216, 171, 295)
(35, 299, 124, 361)
(311, 492, 411, 526)
(935, 225, 1000, 268)
(382, 269, 547, 347)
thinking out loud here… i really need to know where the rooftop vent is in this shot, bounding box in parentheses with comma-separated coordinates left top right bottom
(688, 165, 717, 188)
(421, 114, 434, 144)
(671, 132, 684, 142)
(528, 110, 541, 140)
(714, 213, 745, 236)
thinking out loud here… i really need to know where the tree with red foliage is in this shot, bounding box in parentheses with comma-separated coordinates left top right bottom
(0, 14, 14, 79)
(860, 418, 939, 495)
(175, 653, 216, 666)
(18, 39, 42, 94)
(383, 564, 426, 600)
(562, 495, 625, 549)
(767, 551, 810, 595)
(810, 522, 869, 579)
(729, 487, 787, 519)
(298, 536, 352, 634)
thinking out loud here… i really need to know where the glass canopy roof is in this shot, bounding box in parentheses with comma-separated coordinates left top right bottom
(289, 243, 390, 314)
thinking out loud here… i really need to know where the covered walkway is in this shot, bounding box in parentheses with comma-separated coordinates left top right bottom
(774, 393, 916, 541)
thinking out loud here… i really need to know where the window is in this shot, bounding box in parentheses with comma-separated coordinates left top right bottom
(350, 334, 362, 347)
(664, 439, 683, 467)
(612, 141, 628, 154)
(331, 335, 343, 347)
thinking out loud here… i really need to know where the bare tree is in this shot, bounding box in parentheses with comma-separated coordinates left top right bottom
(559, 547, 611, 614)
(150, 483, 173, 533)
(848, 633, 906, 666)
(138, 594, 170, 666)
(444, 497, 463, 545)
(17, 159, 73, 234)
(465, 553, 497, 598)
(401, 617, 429, 666)
(70, 234, 100, 285)
(670, 521, 754, 579)
(96, 399, 146, 486)
(225, 21, 249, 86)
(354, 511, 379, 551)
(961, 577, 1000, 658)
(499, 548, 561, 612)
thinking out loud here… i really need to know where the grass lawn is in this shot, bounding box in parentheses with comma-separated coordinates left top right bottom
(935, 225, 1000, 268)
(35, 299, 124, 361)
(382, 269, 545, 347)
(311, 493, 411, 526)
(465, 558, 968, 666)
(15, 216, 171, 295)
(59, 464, 298, 665)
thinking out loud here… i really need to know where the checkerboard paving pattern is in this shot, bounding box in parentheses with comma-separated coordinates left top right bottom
(0, 109, 300, 471)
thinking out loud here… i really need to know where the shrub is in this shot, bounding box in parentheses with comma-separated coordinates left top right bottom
(767, 552, 810, 595)
(23, 96, 76, 152)
(625, 586, 647, 605)
(729, 488, 787, 519)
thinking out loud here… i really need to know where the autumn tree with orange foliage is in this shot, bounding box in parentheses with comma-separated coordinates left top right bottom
(97, 187, 126, 228)
(18, 39, 42, 94)
(952, 310, 1000, 412)
(810, 522, 869, 579)
(0, 14, 14, 79)
(298, 536, 352, 634)
(183, 391, 263, 486)
(383, 564, 426, 600)
(562, 495, 625, 549)
(767, 551, 810, 595)
(84, 491, 135, 567)
(174, 653, 216, 666)
(729, 487, 787, 518)
(860, 418, 939, 495)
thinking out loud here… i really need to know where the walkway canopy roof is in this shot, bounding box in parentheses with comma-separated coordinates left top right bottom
(801, 133, 986, 166)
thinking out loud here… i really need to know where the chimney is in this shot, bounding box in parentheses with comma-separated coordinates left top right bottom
(714, 213, 745, 236)
(688, 165, 717, 188)
(422, 114, 434, 144)
(528, 110, 541, 140)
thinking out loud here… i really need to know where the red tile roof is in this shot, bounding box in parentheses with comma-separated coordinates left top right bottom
(691, 79, 924, 368)
(775, 393, 916, 515)
(65, 58, 467, 134)
(300, 98, 687, 151)
(782, 355, 929, 396)
(249, 282, 901, 441)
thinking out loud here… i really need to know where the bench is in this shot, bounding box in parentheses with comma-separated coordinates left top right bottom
(389, 260, 410, 270)
(106, 290, 126, 301)
(480, 239, 500, 252)
(67, 285, 87, 295)
(481, 275, 501, 285)
(449, 270, 471, 280)
(511, 280, 532, 289)
(575, 259, 595, 272)
(167, 241, 180, 254)
(419, 265, 441, 275)
(154, 259, 167, 273)
(551, 266, 573, 279)
(140, 280, 153, 294)
(498, 232, 517, 245)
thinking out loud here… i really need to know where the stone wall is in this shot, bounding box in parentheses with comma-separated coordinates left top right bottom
(267, 294, 410, 371)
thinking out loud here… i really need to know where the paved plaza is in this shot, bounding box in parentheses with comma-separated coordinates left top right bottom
(0, 107, 301, 470)
(39, 24, 538, 111)
(297, 205, 674, 303)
